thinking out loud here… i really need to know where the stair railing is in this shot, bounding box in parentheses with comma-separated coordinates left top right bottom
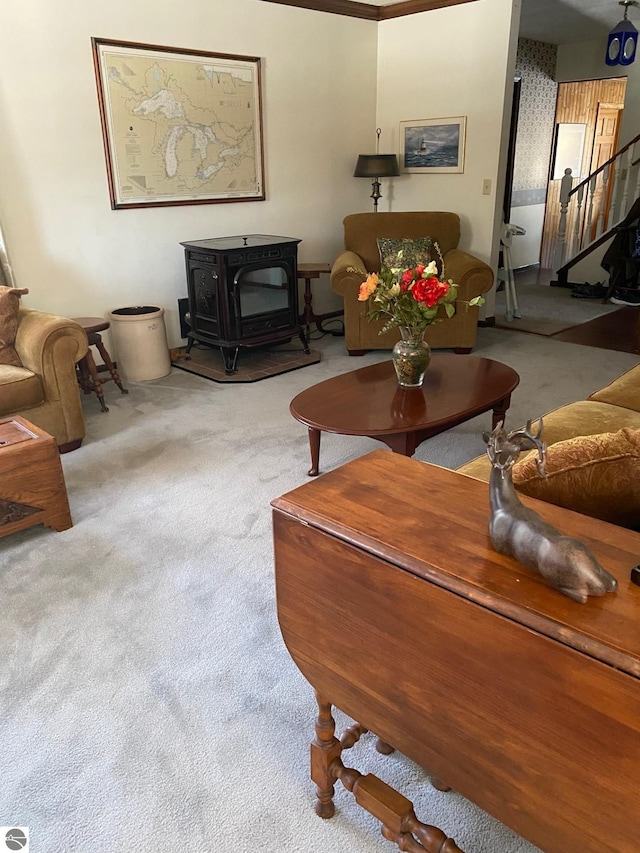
(553, 132, 640, 274)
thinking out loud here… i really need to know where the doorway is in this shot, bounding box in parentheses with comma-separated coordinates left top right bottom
(539, 77, 626, 270)
(589, 103, 623, 239)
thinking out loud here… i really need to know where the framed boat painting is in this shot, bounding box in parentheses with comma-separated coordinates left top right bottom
(399, 117, 466, 174)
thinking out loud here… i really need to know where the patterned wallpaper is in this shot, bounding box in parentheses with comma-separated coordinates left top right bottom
(511, 38, 558, 207)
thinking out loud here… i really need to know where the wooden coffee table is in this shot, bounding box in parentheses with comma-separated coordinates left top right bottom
(290, 355, 520, 475)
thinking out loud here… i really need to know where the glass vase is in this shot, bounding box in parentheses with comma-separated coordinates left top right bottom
(392, 327, 431, 388)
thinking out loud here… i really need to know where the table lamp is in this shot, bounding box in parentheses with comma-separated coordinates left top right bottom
(354, 128, 400, 212)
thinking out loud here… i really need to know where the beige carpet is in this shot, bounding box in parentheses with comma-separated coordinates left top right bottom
(5, 330, 640, 853)
(171, 342, 320, 383)
(494, 283, 619, 336)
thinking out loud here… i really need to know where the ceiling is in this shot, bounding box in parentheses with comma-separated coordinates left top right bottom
(263, 0, 639, 38)
(361, 0, 639, 43)
(519, 0, 639, 45)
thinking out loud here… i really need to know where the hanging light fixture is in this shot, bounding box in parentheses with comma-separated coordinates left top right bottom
(606, 0, 638, 66)
(353, 128, 400, 212)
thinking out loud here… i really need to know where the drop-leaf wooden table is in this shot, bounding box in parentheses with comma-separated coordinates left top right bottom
(272, 450, 640, 853)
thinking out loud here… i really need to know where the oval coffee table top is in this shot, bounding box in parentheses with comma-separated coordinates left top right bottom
(290, 355, 520, 437)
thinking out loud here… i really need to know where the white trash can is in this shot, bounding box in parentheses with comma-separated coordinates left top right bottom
(108, 305, 171, 381)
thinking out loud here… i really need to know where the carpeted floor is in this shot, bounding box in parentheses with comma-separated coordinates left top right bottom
(1, 327, 639, 853)
(494, 283, 619, 336)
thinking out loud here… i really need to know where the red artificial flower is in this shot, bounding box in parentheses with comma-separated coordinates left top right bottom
(411, 277, 450, 307)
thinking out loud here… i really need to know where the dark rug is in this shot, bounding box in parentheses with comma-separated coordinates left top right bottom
(171, 343, 320, 383)
(551, 306, 640, 354)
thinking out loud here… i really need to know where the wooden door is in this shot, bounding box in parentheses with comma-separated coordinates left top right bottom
(589, 104, 622, 238)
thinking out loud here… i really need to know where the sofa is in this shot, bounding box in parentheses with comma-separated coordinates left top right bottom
(330, 211, 494, 355)
(1, 306, 88, 452)
(457, 362, 640, 530)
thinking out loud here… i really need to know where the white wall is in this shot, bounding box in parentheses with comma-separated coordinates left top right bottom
(508, 204, 545, 268)
(0, 0, 519, 345)
(0, 0, 377, 346)
(375, 0, 520, 315)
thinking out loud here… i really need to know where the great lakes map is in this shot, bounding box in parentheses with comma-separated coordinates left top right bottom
(94, 42, 264, 206)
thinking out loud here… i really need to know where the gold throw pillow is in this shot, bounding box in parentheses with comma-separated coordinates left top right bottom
(513, 428, 640, 529)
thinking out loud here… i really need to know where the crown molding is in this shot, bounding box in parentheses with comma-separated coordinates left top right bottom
(379, 0, 478, 19)
(260, 0, 478, 21)
(260, 0, 378, 19)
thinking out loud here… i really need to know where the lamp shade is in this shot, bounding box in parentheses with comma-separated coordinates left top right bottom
(353, 154, 400, 178)
(606, 17, 638, 65)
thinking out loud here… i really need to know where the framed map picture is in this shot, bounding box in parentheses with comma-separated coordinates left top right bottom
(91, 38, 265, 209)
(399, 117, 466, 174)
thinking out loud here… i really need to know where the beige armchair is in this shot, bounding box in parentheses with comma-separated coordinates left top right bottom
(0, 307, 88, 451)
(331, 212, 494, 355)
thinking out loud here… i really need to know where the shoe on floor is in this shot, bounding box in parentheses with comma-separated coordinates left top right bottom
(610, 289, 640, 306)
(571, 281, 607, 299)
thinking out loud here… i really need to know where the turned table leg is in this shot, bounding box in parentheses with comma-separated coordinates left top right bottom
(492, 394, 512, 429)
(310, 693, 342, 818)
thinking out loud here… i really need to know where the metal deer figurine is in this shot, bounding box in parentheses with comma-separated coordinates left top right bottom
(484, 420, 618, 604)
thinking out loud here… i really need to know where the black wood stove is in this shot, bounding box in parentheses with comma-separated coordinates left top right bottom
(181, 234, 308, 374)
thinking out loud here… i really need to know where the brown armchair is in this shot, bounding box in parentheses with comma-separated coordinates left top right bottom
(331, 212, 494, 355)
(0, 307, 88, 451)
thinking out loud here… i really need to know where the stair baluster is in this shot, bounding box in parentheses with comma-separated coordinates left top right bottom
(553, 131, 640, 281)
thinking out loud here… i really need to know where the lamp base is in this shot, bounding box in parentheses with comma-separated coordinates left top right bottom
(370, 178, 382, 211)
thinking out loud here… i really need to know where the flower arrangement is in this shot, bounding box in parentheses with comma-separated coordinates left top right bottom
(353, 243, 484, 340)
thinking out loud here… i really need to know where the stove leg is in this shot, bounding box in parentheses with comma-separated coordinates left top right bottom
(221, 346, 239, 375)
(299, 327, 310, 354)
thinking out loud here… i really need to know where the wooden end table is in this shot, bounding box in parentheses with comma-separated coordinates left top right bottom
(272, 450, 640, 853)
(0, 416, 72, 538)
(297, 263, 344, 338)
(73, 316, 128, 413)
(290, 355, 520, 475)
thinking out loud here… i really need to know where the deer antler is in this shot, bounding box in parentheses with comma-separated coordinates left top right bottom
(507, 420, 546, 476)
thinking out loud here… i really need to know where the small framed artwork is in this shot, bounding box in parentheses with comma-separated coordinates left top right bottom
(91, 38, 265, 209)
(399, 117, 466, 174)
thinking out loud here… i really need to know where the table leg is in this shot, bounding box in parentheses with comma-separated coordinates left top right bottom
(308, 427, 321, 476)
(81, 348, 109, 412)
(302, 277, 313, 339)
(492, 395, 512, 429)
(310, 693, 466, 852)
(310, 693, 341, 818)
(378, 432, 419, 457)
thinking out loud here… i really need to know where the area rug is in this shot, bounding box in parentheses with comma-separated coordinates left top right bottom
(494, 283, 619, 336)
(171, 342, 320, 383)
(551, 306, 640, 354)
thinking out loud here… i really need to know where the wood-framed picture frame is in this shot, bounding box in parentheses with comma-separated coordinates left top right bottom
(91, 37, 265, 209)
(399, 116, 466, 174)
